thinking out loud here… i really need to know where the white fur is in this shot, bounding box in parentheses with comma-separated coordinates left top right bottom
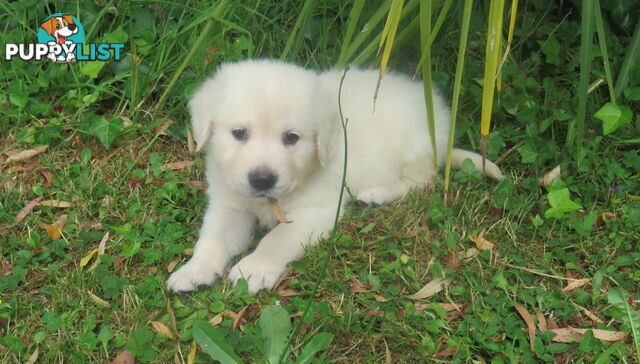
(167, 60, 504, 294)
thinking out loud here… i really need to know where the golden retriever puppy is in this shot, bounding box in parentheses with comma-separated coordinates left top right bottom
(167, 60, 503, 294)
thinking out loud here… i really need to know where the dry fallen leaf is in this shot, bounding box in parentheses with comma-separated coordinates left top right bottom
(87, 290, 110, 307)
(182, 248, 194, 256)
(373, 294, 388, 302)
(187, 130, 195, 156)
(111, 350, 135, 364)
(162, 160, 194, 171)
(167, 258, 180, 273)
(563, 278, 590, 292)
(549, 328, 627, 343)
(166, 299, 178, 335)
(463, 247, 480, 259)
(384, 338, 392, 364)
(209, 313, 223, 326)
(15, 197, 42, 223)
(39, 200, 71, 208)
(232, 306, 248, 330)
(44, 214, 68, 240)
(547, 316, 559, 330)
(185, 180, 206, 189)
(1, 259, 12, 276)
(515, 304, 536, 351)
(80, 249, 98, 268)
(539, 165, 561, 187)
(469, 236, 495, 251)
(595, 212, 617, 227)
(349, 281, 372, 293)
(278, 289, 300, 297)
(582, 307, 604, 324)
(267, 198, 290, 223)
(5, 145, 48, 163)
(187, 340, 197, 364)
(25, 347, 39, 364)
(87, 232, 110, 272)
(407, 276, 453, 300)
(535, 308, 547, 332)
(154, 119, 173, 136)
(151, 320, 175, 340)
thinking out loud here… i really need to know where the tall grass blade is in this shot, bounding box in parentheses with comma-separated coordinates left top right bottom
(613, 18, 640, 98)
(480, 0, 505, 170)
(335, 0, 392, 68)
(281, 0, 317, 61)
(337, 0, 366, 66)
(350, 0, 418, 66)
(128, 0, 138, 118)
(374, 0, 404, 106)
(155, 0, 231, 110)
(444, 0, 473, 193)
(413, 0, 453, 76)
(420, 0, 438, 170)
(566, 0, 595, 165)
(607, 288, 640, 364)
(593, 0, 616, 104)
(497, 0, 518, 93)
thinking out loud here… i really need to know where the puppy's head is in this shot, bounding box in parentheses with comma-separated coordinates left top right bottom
(40, 16, 77, 38)
(189, 60, 338, 199)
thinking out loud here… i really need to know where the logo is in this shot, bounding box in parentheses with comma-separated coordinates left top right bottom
(4, 13, 124, 63)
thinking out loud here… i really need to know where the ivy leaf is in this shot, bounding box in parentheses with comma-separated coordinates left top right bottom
(544, 187, 582, 219)
(593, 103, 633, 135)
(260, 305, 292, 364)
(84, 113, 124, 149)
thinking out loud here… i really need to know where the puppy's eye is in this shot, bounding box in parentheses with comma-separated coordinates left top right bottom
(282, 132, 300, 146)
(231, 128, 248, 141)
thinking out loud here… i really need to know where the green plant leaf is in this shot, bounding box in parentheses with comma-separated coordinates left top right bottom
(544, 187, 582, 219)
(295, 332, 333, 364)
(623, 87, 640, 101)
(80, 61, 107, 79)
(594, 102, 633, 135)
(192, 320, 243, 364)
(260, 305, 292, 364)
(607, 288, 640, 363)
(84, 114, 124, 149)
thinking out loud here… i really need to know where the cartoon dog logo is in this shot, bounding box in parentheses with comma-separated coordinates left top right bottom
(39, 15, 79, 62)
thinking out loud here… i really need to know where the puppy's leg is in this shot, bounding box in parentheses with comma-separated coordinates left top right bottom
(356, 183, 409, 205)
(228, 206, 336, 294)
(167, 205, 254, 292)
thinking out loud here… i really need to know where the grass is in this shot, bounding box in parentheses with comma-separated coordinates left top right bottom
(1, 1, 640, 363)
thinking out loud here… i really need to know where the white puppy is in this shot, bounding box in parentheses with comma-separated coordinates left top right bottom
(167, 60, 503, 294)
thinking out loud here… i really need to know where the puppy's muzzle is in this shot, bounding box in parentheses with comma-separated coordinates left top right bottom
(68, 24, 77, 31)
(248, 168, 278, 192)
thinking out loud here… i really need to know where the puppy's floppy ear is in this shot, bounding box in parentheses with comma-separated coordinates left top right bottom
(315, 109, 341, 168)
(40, 18, 56, 35)
(62, 15, 74, 25)
(188, 77, 222, 152)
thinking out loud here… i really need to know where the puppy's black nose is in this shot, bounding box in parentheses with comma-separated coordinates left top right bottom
(248, 169, 278, 191)
(68, 24, 77, 31)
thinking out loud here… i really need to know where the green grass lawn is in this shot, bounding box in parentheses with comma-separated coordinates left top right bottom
(1, 1, 639, 363)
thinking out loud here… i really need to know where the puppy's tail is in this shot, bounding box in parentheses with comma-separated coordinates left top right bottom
(450, 148, 505, 181)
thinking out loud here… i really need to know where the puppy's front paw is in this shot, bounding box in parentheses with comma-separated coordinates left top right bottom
(228, 253, 286, 294)
(167, 259, 221, 292)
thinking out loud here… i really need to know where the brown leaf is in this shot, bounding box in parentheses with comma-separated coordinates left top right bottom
(582, 307, 604, 324)
(151, 320, 174, 340)
(547, 316, 559, 330)
(185, 180, 206, 189)
(187, 130, 195, 156)
(167, 258, 180, 273)
(469, 236, 495, 251)
(349, 281, 372, 293)
(232, 306, 248, 330)
(563, 278, 590, 292)
(162, 161, 194, 171)
(463, 247, 480, 259)
(373, 294, 388, 302)
(366, 310, 384, 317)
(595, 212, 617, 227)
(166, 299, 178, 336)
(539, 165, 561, 187)
(209, 313, 223, 326)
(535, 308, 547, 332)
(278, 289, 299, 297)
(111, 350, 135, 364)
(5, 145, 47, 163)
(549, 328, 627, 343)
(154, 119, 173, 136)
(87, 290, 110, 307)
(187, 340, 197, 364)
(44, 214, 68, 240)
(267, 198, 290, 223)
(15, 197, 42, 223)
(39, 200, 72, 208)
(1, 259, 12, 276)
(515, 304, 536, 351)
(407, 277, 453, 300)
(182, 248, 194, 256)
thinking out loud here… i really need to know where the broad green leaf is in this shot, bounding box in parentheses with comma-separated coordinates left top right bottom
(544, 187, 582, 219)
(607, 288, 640, 363)
(84, 114, 124, 149)
(623, 87, 640, 101)
(104, 26, 129, 43)
(260, 305, 292, 364)
(537, 36, 561, 65)
(593, 102, 633, 135)
(295, 332, 334, 364)
(80, 61, 106, 79)
(192, 321, 243, 364)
